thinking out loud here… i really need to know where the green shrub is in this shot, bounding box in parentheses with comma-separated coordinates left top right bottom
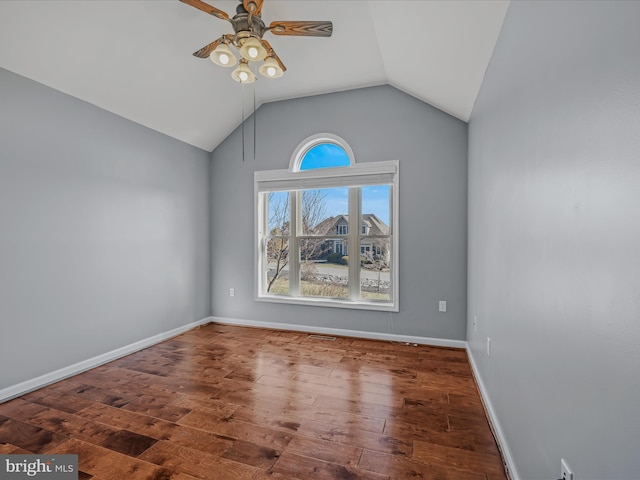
(327, 253, 347, 265)
(326, 252, 340, 264)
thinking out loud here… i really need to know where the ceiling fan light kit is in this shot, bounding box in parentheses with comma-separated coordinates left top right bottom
(180, 0, 332, 83)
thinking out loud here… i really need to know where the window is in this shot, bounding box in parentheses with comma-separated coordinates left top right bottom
(255, 134, 399, 311)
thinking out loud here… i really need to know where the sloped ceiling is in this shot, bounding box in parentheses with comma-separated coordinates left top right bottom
(0, 1, 509, 152)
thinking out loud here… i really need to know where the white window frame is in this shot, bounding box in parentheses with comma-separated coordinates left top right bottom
(255, 158, 399, 312)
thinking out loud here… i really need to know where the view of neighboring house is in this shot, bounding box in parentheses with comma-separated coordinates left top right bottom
(312, 213, 389, 258)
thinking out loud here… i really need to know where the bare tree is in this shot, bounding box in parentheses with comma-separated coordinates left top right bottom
(266, 193, 289, 292)
(301, 189, 327, 233)
(300, 190, 328, 280)
(361, 240, 390, 293)
(266, 190, 328, 290)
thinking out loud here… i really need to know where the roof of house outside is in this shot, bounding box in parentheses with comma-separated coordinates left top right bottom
(313, 214, 389, 236)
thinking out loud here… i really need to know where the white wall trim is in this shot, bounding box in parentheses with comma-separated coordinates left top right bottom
(0, 316, 213, 404)
(466, 347, 520, 480)
(211, 316, 467, 349)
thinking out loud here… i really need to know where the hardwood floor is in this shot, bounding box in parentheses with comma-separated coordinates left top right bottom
(0, 323, 507, 479)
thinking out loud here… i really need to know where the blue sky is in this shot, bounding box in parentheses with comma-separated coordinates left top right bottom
(299, 143, 351, 170)
(362, 185, 391, 225)
(317, 186, 390, 226)
(299, 143, 391, 226)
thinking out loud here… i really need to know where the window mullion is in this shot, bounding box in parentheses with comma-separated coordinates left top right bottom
(289, 191, 300, 296)
(259, 193, 267, 294)
(348, 187, 360, 301)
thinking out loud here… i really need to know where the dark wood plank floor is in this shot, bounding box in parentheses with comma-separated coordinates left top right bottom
(0, 323, 507, 480)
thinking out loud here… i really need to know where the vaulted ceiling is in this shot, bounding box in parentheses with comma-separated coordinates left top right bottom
(0, 1, 509, 152)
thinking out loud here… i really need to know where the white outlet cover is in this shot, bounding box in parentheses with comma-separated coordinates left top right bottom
(439, 301, 447, 312)
(561, 458, 573, 480)
(486, 337, 491, 356)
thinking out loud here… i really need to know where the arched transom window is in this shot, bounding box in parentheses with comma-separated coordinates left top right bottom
(291, 134, 354, 172)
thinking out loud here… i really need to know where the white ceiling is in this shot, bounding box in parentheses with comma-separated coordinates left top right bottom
(0, 1, 509, 152)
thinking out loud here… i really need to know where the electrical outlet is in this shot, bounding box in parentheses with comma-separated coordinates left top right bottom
(473, 316, 478, 332)
(229, 288, 235, 297)
(561, 458, 573, 480)
(438, 301, 447, 312)
(486, 337, 491, 356)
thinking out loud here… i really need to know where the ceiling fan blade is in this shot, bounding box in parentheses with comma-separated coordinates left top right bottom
(180, 0, 230, 22)
(192, 38, 223, 58)
(243, 0, 264, 15)
(262, 40, 287, 72)
(269, 20, 333, 37)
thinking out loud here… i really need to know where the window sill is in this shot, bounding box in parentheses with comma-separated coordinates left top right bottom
(255, 294, 398, 312)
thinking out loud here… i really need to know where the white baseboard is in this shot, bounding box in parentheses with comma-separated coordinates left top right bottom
(0, 316, 213, 404)
(210, 316, 467, 349)
(467, 347, 520, 480)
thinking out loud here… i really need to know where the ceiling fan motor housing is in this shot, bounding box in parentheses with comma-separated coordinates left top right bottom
(232, 13, 267, 38)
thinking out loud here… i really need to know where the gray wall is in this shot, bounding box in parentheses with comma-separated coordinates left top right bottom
(0, 68, 211, 390)
(467, 2, 640, 479)
(211, 85, 468, 340)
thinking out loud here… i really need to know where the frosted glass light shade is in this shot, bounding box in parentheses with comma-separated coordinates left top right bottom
(239, 37, 267, 61)
(210, 43, 237, 67)
(231, 61, 256, 83)
(259, 57, 284, 78)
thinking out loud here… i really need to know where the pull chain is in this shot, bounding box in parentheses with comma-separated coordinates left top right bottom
(253, 79, 256, 161)
(241, 83, 245, 162)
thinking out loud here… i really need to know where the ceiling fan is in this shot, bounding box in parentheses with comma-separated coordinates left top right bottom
(180, 0, 333, 83)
